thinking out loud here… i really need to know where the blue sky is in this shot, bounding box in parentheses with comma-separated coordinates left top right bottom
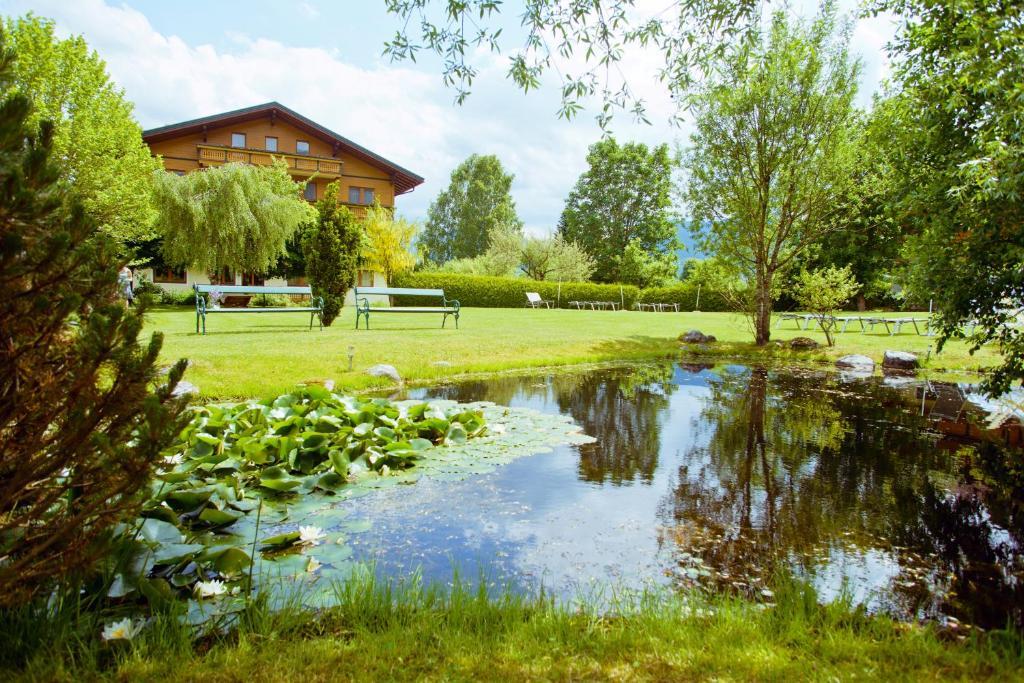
(3, 0, 898, 241)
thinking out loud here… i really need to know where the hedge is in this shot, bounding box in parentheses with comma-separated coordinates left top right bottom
(390, 272, 734, 311)
(391, 272, 640, 309)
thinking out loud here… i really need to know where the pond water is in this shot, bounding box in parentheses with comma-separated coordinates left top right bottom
(347, 362, 1024, 629)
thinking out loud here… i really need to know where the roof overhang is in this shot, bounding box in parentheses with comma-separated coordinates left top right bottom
(142, 102, 425, 195)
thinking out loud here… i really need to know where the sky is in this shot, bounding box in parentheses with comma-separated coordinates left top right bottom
(2, 0, 898, 237)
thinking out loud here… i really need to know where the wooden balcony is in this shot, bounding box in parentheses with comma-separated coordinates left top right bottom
(196, 144, 343, 177)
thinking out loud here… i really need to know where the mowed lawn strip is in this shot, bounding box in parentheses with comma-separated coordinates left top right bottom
(148, 307, 1002, 399)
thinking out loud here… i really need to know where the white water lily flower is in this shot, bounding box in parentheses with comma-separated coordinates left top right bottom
(380, 464, 390, 477)
(102, 618, 142, 641)
(163, 453, 183, 466)
(299, 526, 326, 546)
(306, 556, 321, 573)
(194, 579, 227, 598)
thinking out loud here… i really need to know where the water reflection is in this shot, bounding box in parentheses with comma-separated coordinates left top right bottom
(360, 363, 1023, 628)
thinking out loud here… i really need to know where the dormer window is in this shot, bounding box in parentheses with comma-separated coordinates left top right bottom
(296, 140, 310, 155)
(231, 132, 246, 148)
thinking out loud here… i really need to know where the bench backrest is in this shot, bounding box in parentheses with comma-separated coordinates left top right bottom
(526, 292, 543, 303)
(194, 284, 313, 295)
(355, 287, 445, 297)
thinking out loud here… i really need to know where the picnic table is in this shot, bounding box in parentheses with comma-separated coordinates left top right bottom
(861, 316, 930, 335)
(635, 302, 681, 312)
(568, 300, 620, 311)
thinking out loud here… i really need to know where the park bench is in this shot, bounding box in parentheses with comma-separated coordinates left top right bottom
(354, 287, 460, 329)
(194, 284, 323, 335)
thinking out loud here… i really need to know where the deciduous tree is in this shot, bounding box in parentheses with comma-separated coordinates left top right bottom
(3, 14, 162, 247)
(868, 0, 1024, 396)
(793, 265, 860, 346)
(559, 138, 678, 283)
(360, 201, 418, 284)
(152, 161, 314, 275)
(683, 5, 861, 345)
(420, 154, 522, 264)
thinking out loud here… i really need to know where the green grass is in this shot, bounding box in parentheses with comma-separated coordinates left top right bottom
(5, 571, 1021, 681)
(148, 307, 1002, 398)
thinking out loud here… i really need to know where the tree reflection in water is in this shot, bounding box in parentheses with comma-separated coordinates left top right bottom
(665, 366, 1024, 629)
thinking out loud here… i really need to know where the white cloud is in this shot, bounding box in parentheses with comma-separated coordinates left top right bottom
(3, 0, 896, 234)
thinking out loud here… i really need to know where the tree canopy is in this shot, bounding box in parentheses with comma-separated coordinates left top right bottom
(683, 5, 861, 345)
(559, 138, 678, 284)
(152, 161, 314, 275)
(3, 14, 162, 247)
(420, 154, 522, 264)
(382, 0, 761, 127)
(868, 0, 1024, 396)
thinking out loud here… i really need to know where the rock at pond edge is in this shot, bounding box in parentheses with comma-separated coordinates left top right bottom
(680, 330, 716, 344)
(836, 354, 875, 371)
(789, 337, 819, 350)
(883, 351, 919, 371)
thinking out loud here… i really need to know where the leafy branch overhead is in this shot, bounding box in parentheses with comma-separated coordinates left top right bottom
(382, 0, 761, 127)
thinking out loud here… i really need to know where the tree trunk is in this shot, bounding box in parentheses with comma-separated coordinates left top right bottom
(856, 293, 867, 312)
(754, 271, 773, 346)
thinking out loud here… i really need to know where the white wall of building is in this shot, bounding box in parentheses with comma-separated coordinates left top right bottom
(137, 268, 389, 305)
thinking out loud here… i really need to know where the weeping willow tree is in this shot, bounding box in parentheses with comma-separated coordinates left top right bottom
(152, 161, 315, 274)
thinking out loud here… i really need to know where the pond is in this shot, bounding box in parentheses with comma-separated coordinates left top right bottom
(344, 362, 1024, 630)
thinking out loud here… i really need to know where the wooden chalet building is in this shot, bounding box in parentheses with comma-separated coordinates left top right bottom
(139, 102, 424, 292)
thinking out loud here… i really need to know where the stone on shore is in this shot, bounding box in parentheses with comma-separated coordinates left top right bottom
(789, 337, 819, 350)
(367, 363, 403, 384)
(836, 354, 875, 371)
(883, 351, 919, 371)
(680, 330, 716, 344)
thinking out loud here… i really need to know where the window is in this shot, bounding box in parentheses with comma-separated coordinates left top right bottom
(231, 132, 246, 148)
(265, 136, 278, 152)
(296, 140, 310, 155)
(240, 272, 265, 286)
(357, 270, 374, 287)
(152, 266, 187, 284)
(208, 268, 234, 285)
(348, 187, 375, 205)
(304, 181, 317, 201)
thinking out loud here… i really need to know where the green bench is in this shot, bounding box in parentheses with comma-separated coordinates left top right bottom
(194, 284, 323, 334)
(354, 287, 460, 329)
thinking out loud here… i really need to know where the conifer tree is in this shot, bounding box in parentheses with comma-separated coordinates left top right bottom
(0, 31, 188, 607)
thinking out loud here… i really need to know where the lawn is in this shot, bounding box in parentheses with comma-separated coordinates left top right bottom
(149, 306, 1002, 399)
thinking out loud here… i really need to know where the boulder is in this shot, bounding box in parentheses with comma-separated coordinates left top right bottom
(171, 380, 199, 397)
(836, 354, 875, 371)
(367, 363, 403, 384)
(680, 330, 716, 344)
(789, 337, 819, 350)
(882, 351, 919, 371)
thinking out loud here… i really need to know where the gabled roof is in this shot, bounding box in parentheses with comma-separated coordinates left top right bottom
(142, 102, 425, 195)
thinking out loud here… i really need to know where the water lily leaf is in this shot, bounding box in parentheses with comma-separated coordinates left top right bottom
(154, 543, 205, 564)
(211, 547, 251, 576)
(195, 433, 221, 446)
(445, 424, 468, 445)
(138, 578, 176, 607)
(139, 518, 184, 545)
(198, 508, 242, 527)
(373, 426, 396, 442)
(407, 438, 433, 451)
(328, 449, 350, 476)
(316, 472, 346, 492)
(259, 531, 301, 550)
(341, 519, 372, 534)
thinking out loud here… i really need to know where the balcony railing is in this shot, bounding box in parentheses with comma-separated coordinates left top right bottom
(196, 144, 343, 176)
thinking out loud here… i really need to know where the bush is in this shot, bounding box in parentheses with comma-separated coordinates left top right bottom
(392, 272, 640, 309)
(247, 293, 295, 308)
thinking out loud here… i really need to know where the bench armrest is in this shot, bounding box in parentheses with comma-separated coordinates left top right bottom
(444, 296, 460, 312)
(356, 296, 370, 312)
(195, 287, 207, 315)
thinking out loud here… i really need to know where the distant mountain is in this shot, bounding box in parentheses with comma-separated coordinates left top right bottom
(675, 220, 705, 265)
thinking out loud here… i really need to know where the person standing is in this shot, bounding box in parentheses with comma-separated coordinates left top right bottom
(117, 264, 135, 307)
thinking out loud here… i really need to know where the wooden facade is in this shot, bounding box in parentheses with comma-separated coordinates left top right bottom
(142, 101, 424, 212)
(139, 103, 422, 301)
